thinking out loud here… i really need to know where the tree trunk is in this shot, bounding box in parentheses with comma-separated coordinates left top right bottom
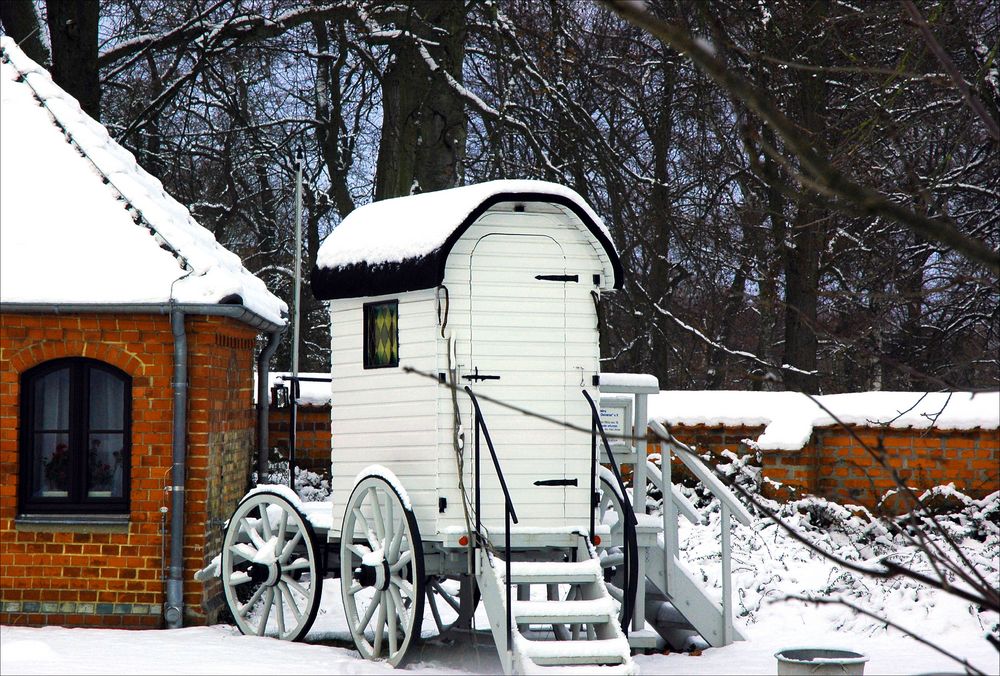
(374, 1, 467, 200)
(0, 0, 51, 66)
(46, 0, 100, 120)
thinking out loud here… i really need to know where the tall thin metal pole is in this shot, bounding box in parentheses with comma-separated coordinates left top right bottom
(289, 150, 303, 492)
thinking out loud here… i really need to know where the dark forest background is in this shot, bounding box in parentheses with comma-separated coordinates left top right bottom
(3, 0, 997, 394)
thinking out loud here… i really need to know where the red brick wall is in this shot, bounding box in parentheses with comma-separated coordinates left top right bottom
(662, 423, 999, 509)
(268, 405, 331, 477)
(0, 312, 259, 628)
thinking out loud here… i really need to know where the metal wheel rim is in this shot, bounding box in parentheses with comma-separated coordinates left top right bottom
(341, 476, 424, 667)
(221, 491, 322, 641)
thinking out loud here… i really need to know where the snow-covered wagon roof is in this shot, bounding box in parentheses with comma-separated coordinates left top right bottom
(0, 37, 286, 326)
(311, 180, 623, 300)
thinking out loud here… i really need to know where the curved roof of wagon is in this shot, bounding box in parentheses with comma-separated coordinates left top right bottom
(311, 180, 623, 300)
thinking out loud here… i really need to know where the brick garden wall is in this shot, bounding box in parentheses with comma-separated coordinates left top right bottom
(664, 423, 999, 509)
(0, 312, 259, 628)
(267, 404, 331, 477)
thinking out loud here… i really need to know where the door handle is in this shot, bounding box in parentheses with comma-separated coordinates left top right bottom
(462, 367, 500, 382)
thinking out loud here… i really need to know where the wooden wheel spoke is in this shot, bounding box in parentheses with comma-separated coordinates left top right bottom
(389, 584, 409, 629)
(347, 543, 371, 560)
(229, 543, 257, 562)
(427, 587, 445, 633)
(241, 517, 266, 549)
(256, 587, 274, 635)
(283, 558, 311, 573)
(372, 594, 387, 657)
(348, 582, 365, 596)
(390, 549, 412, 573)
(274, 586, 286, 636)
(386, 591, 398, 656)
(357, 592, 381, 633)
(278, 582, 304, 624)
(279, 529, 303, 563)
(369, 488, 386, 542)
(258, 503, 273, 540)
(238, 584, 267, 618)
(388, 514, 405, 562)
(390, 575, 414, 600)
(228, 571, 252, 586)
(281, 574, 309, 598)
(276, 509, 288, 548)
(430, 580, 461, 613)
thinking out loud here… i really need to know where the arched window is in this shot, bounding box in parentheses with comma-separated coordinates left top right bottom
(19, 358, 131, 514)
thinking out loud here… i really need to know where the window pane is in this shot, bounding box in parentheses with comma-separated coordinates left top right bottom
(32, 432, 70, 497)
(89, 368, 125, 430)
(87, 433, 125, 498)
(365, 302, 398, 368)
(33, 368, 70, 431)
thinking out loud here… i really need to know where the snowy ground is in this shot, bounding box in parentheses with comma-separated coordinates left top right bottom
(4, 481, 997, 675)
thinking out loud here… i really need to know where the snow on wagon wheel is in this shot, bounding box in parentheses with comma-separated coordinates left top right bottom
(341, 475, 425, 667)
(221, 490, 323, 641)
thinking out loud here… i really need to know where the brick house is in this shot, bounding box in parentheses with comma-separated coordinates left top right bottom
(0, 38, 286, 628)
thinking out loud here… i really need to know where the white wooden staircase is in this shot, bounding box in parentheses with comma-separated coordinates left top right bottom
(476, 544, 637, 675)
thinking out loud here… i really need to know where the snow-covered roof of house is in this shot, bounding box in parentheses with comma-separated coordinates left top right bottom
(311, 180, 623, 300)
(0, 37, 286, 326)
(648, 390, 1000, 451)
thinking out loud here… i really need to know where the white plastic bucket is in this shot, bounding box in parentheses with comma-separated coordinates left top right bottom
(775, 648, 869, 675)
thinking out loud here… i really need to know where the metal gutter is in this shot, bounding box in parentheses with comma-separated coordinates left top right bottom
(0, 302, 284, 333)
(165, 308, 187, 628)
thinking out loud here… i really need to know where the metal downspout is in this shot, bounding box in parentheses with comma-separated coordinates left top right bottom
(165, 308, 187, 628)
(257, 329, 283, 480)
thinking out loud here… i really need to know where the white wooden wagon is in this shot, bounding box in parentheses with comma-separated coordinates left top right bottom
(211, 181, 751, 674)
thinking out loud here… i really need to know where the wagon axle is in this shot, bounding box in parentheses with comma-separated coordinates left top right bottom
(353, 560, 390, 591)
(247, 560, 281, 587)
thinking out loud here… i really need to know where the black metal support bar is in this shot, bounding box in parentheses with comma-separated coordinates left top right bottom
(289, 380, 298, 492)
(464, 386, 519, 661)
(583, 389, 639, 638)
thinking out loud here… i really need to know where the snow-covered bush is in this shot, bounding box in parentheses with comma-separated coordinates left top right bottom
(253, 460, 332, 502)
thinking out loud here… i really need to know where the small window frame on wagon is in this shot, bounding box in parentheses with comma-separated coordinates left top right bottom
(363, 299, 400, 370)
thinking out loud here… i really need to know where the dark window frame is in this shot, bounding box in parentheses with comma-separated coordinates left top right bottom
(363, 299, 400, 369)
(18, 358, 132, 515)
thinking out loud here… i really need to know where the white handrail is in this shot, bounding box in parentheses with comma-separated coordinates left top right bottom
(646, 460, 701, 525)
(649, 420, 753, 526)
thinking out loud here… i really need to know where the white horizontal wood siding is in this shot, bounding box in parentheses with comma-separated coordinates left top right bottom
(328, 289, 439, 539)
(437, 206, 602, 534)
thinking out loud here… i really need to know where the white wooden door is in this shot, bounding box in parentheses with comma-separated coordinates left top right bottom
(469, 233, 571, 530)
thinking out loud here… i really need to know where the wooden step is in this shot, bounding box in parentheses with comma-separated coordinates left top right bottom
(512, 598, 617, 625)
(519, 638, 629, 666)
(508, 559, 602, 585)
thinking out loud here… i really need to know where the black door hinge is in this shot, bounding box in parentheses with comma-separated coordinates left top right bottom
(535, 274, 579, 282)
(533, 478, 579, 487)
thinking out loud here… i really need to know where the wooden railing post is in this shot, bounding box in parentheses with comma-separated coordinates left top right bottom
(721, 502, 733, 645)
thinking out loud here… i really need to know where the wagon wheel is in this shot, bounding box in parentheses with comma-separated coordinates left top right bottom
(424, 574, 480, 639)
(221, 490, 323, 641)
(341, 475, 425, 667)
(549, 474, 626, 640)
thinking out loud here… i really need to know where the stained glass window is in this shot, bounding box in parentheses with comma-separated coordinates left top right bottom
(364, 301, 399, 369)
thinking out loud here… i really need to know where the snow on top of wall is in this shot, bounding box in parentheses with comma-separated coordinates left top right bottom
(648, 390, 1000, 451)
(264, 372, 332, 407)
(315, 179, 614, 270)
(0, 38, 286, 325)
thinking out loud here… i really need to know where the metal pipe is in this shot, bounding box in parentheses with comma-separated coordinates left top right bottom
(256, 329, 283, 479)
(165, 308, 188, 628)
(0, 302, 283, 333)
